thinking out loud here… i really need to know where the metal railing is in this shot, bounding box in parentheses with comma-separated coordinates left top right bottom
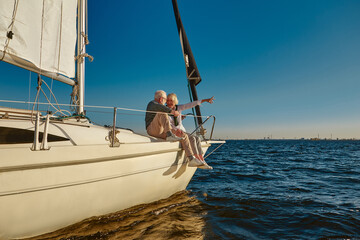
(190, 115, 216, 140)
(0, 99, 218, 148)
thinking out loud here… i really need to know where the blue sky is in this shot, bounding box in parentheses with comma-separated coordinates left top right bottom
(1, 0, 360, 139)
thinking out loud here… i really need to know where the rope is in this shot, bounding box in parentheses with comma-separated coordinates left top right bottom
(57, 1, 63, 74)
(75, 30, 93, 63)
(82, 32, 90, 45)
(28, 71, 31, 110)
(40, 79, 70, 116)
(70, 84, 80, 112)
(55, 114, 91, 122)
(204, 142, 225, 160)
(47, 79, 54, 112)
(75, 53, 93, 63)
(28, 76, 72, 124)
(30, 77, 42, 125)
(39, 0, 45, 75)
(0, 99, 211, 118)
(29, 0, 46, 125)
(0, 0, 19, 61)
(39, 86, 69, 116)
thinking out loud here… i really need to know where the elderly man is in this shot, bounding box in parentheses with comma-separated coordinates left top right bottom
(145, 90, 203, 167)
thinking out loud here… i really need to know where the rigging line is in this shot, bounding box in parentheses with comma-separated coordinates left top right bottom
(36, 79, 40, 114)
(188, 69, 195, 78)
(70, 84, 80, 112)
(0, 100, 211, 118)
(75, 1, 92, 64)
(85, 110, 113, 114)
(39, 0, 45, 76)
(57, 1, 63, 75)
(114, 112, 144, 117)
(85, 0, 88, 39)
(47, 78, 54, 112)
(41, 79, 68, 116)
(0, 0, 19, 61)
(87, 111, 144, 117)
(51, 108, 71, 117)
(30, 82, 41, 125)
(39, 88, 62, 116)
(28, 71, 31, 110)
(40, 86, 71, 117)
(30, 0, 46, 123)
(187, 83, 197, 127)
(204, 142, 225, 160)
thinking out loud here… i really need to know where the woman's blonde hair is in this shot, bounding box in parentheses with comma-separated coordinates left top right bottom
(167, 93, 179, 105)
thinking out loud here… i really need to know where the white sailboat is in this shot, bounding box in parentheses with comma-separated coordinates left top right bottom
(0, 0, 223, 239)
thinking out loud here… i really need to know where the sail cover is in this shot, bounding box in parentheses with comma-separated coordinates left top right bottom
(0, 0, 77, 79)
(172, 0, 201, 86)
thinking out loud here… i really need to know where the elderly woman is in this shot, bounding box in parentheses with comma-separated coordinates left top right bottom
(166, 93, 214, 169)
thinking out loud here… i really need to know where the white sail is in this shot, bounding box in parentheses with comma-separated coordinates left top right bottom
(0, 0, 77, 79)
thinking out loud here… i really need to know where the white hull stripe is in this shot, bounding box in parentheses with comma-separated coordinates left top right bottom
(0, 148, 183, 173)
(0, 162, 188, 197)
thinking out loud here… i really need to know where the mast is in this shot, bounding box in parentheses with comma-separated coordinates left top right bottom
(77, 0, 86, 114)
(171, 0, 203, 127)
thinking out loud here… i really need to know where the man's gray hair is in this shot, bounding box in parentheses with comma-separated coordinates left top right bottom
(154, 90, 166, 100)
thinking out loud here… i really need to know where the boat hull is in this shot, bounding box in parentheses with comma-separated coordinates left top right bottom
(0, 118, 210, 239)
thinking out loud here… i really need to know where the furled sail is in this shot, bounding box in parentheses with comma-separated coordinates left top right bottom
(172, 0, 203, 126)
(0, 0, 77, 85)
(171, 0, 201, 85)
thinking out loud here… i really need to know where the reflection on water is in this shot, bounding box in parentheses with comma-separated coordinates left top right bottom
(29, 191, 206, 240)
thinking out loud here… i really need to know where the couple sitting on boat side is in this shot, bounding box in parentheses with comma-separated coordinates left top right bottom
(145, 90, 214, 169)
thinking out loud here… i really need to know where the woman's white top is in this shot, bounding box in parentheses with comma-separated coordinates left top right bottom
(168, 100, 201, 132)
